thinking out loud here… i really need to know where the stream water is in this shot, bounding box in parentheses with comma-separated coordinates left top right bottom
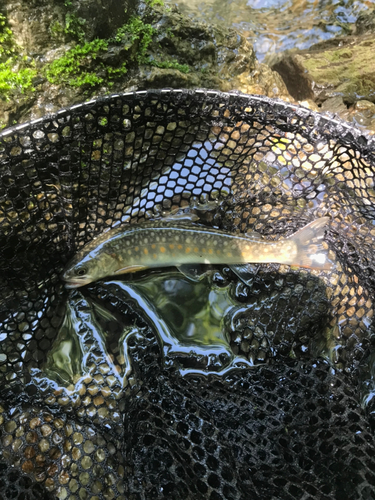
(174, 0, 375, 60)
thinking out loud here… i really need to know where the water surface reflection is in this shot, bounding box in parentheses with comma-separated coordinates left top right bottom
(174, 0, 375, 60)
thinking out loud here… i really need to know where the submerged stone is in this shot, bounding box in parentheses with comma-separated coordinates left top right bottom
(271, 34, 375, 105)
(270, 33, 375, 132)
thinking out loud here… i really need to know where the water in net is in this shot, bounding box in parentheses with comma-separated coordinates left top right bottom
(0, 90, 375, 499)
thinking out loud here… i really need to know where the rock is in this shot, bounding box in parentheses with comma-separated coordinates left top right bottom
(236, 61, 292, 102)
(270, 34, 375, 106)
(298, 99, 319, 112)
(0, 0, 295, 129)
(5, 0, 66, 54)
(355, 11, 375, 35)
(138, 6, 260, 93)
(24, 84, 80, 122)
(320, 95, 348, 115)
(4, 0, 136, 53)
(348, 100, 375, 131)
(296, 88, 375, 135)
(269, 31, 375, 132)
(72, 0, 137, 40)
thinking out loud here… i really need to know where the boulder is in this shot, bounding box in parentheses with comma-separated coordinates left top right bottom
(0, 0, 293, 129)
(270, 34, 375, 106)
(4, 0, 136, 53)
(269, 32, 375, 132)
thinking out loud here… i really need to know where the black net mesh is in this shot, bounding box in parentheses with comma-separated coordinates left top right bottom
(1, 89, 375, 499)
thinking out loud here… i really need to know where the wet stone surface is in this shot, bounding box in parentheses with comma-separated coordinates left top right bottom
(0, 0, 293, 129)
(270, 34, 375, 132)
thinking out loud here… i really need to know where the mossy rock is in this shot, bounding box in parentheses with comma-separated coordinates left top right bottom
(355, 11, 375, 35)
(270, 34, 375, 105)
(0, 0, 293, 128)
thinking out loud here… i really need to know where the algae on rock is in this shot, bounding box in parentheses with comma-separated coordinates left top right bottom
(269, 31, 375, 132)
(0, 0, 293, 129)
(270, 35, 375, 105)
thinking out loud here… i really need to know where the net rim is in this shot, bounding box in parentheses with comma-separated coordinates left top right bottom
(0, 89, 373, 154)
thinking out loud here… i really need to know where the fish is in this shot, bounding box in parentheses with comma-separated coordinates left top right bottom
(62, 217, 333, 289)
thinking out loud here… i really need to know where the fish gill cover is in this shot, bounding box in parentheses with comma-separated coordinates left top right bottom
(0, 89, 375, 499)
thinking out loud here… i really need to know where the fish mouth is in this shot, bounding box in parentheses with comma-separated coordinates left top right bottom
(64, 281, 86, 289)
(63, 277, 92, 289)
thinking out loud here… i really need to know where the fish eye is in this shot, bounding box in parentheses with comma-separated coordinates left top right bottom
(75, 267, 87, 277)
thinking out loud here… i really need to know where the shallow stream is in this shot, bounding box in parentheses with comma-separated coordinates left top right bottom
(175, 0, 375, 60)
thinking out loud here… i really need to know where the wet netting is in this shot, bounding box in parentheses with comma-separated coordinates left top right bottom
(1, 89, 375, 500)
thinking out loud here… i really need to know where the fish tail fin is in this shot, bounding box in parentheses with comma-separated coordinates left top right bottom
(287, 217, 333, 271)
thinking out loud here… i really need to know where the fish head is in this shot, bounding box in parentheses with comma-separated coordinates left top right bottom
(62, 250, 120, 289)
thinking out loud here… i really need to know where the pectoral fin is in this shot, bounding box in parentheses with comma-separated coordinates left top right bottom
(230, 263, 259, 286)
(113, 265, 148, 275)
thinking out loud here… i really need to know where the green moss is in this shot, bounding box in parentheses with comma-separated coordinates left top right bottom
(325, 47, 353, 63)
(0, 59, 37, 96)
(0, 13, 16, 59)
(2, 4, 186, 96)
(44, 35, 130, 88)
(107, 62, 128, 78)
(165, 27, 175, 38)
(44, 30, 131, 89)
(50, 20, 65, 38)
(45, 39, 108, 88)
(45, 15, 159, 89)
(151, 59, 190, 73)
(45, 39, 109, 87)
(64, 13, 87, 43)
(0, 14, 37, 99)
(145, 0, 165, 6)
(301, 38, 375, 102)
(50, 1, 87, 43)
(111, 16, 156, 64)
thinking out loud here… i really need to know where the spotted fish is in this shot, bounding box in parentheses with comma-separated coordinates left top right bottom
(62, 217, 332, 288)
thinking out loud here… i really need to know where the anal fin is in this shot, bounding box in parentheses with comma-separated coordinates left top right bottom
(160, 211, 200, 223)
(244, 230, 264, 241)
